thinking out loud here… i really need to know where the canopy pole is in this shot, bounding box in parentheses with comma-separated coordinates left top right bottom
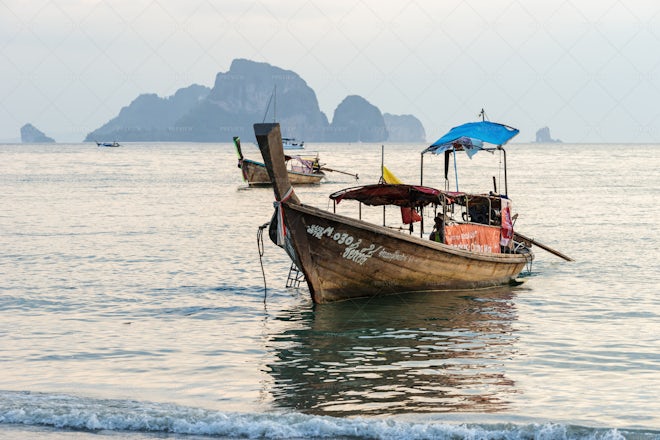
(420, 152, 425, 236)
(444, 150, 450, 191)
(381, 144, 384, 181)
(420, 208, 424, 238)
(420, 152, 424, 186)
(500, 147, 508, 196)
(382, 145, 385, 226)
(441, 193, 447, 242)
(452, 148, 459, 191)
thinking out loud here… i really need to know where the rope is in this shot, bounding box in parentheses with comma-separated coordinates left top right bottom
(259, 188, 294, 303)
(257, 222, 269, 303)
(273, 187, 294, 245)
(525, 250, 534, 273)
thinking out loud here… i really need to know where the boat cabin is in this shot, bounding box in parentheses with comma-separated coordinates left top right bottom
(327, 120, 528, 255)
(285, 154, 321, 175)
(329, 184, 521, 255)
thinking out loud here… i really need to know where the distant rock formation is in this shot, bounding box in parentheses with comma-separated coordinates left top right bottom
(84, 59, 425, 143)
(85, 84, 211, 142)
(21, 123, 55, 143)
(383, 113, 426, 142)
(535, 126, 561, 143)
(328, 95, 388, 142)
(176, 59, 330, 141)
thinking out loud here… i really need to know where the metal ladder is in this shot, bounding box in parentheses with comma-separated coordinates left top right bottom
(285, 262, 305, 288)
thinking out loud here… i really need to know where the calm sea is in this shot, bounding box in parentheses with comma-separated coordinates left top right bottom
(0, 141, 658, 439)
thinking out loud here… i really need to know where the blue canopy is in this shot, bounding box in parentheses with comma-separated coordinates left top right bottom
(423, 121, 519, 155)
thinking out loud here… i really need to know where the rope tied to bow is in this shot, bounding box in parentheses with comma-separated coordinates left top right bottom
(273, 186, 294, 246)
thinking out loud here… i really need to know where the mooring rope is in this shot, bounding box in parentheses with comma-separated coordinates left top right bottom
(273, 186, 294, 246)
(257, 222, 270, 303)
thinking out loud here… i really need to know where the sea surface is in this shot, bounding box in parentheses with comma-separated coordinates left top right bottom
(0, 141, 658, 439)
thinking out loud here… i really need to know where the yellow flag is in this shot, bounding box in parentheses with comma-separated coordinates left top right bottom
(382, 166, 420, 224)
(382, 165, 402, 184)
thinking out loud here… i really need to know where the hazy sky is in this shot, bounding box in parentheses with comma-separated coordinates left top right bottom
(3, 0, 660, 143)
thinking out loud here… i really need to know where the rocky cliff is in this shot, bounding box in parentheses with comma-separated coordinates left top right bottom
(21, 123, 55, 143)
(535, 126, 561, 143)
(383, 113, 426, 143)
(328, 95, 388, 142)
(85, 84, 210, 142)
(175, 59, 329, 141)
(84, 59, 425, 143)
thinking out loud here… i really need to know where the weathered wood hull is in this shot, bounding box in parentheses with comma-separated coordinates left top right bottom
(283, 202, 531, 303)
(240, 158, 324, 186)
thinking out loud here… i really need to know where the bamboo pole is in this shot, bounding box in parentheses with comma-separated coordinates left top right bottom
(319, 166, 358, 179)
(514, 232, 574, 262)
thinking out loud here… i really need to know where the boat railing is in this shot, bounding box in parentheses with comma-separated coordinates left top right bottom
(338, 199, 532, 256)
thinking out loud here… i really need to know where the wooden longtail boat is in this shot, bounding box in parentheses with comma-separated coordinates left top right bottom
(234, 136, 324, 186)
(254, 122, 536, 304)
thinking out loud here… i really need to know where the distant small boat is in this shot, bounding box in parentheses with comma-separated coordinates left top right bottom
(282, 137, 304, 150)
(96, 141, 120, 147)
(234, 136, 324, 186)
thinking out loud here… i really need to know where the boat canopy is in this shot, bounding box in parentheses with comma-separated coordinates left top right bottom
(423, 121, 519, 156)
(330, 184, 441, 208)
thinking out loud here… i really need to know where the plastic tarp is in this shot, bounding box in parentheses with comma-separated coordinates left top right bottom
(444, 224, 501, 253)
(424, 121, 519, 155)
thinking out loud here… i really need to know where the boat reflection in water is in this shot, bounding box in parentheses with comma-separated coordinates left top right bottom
(265, 287, 521, 416)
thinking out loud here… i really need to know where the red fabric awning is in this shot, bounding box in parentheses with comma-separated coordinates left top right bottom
(330, 184, 442, 208)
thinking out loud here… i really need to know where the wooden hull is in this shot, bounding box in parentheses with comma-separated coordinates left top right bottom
(282, 203, 531, 303)
(240, 158, 324, 186)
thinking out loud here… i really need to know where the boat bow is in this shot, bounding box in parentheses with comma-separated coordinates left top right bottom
(254, 123, 301, 204)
